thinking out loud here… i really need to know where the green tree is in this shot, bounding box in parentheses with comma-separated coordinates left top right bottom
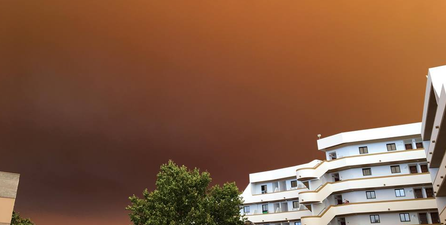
(11, 211, 34, 225)
(126, 160, 245, 225)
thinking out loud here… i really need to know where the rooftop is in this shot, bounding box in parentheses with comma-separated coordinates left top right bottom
(317, 122, 422, 150)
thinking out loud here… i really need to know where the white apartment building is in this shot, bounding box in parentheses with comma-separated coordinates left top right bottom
(421, 65, 446, 223)
(241, 123, 440, 225)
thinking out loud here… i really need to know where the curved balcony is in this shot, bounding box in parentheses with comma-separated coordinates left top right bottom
(301, 198, 437, 225)
(243, 188, 305, 204)
(296, 149, 426, 181)
(246, 209, 311, 223)
(299, 173, 431, 204)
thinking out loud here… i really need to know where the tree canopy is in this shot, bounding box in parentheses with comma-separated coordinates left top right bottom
(127, 160, 245, 225)
(11, 211, 34, 225)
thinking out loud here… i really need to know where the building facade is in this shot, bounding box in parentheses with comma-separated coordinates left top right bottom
(0, 171, 19, 225)
(241, 123, 440, 225)
(421, 65, 446, 224)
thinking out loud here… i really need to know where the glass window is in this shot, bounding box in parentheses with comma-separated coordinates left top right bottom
(409, 165, 418, 174)
(291, 180, 297, 188)
(362, 168, 372, 176)
(370, 215, 380, 223)
(387, 143, 396, 151)
(366, 191, 376, 199)
(399, 213, 410, 222)
(243, 206, 250, 213)
(359, 146, 368, 154)
(416, 142, 423, 149)
(262, 204, 268, 213)
(431, 212, 440, 223)
(395, 189, 406, 197)
(294, 222, 301, 225)
(293, 200, 299, 208)
(405, 143, 413, 150)
(420, 164, 428, 173)
(426, 188, 434, 197)
(391, 165, 401, 173)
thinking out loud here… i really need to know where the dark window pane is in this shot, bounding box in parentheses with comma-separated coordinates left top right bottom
(431, 212, 440, 223)
(426, 188, 434, 197)
(416, 142, 423, 149)
(420, 165, 428, 173)
(414, 189, 423, 198)
(409, 166, 418, 174)
(405, 143, 413, 150)
(261, 185, 268, 194)
(291, 180, 297, 188)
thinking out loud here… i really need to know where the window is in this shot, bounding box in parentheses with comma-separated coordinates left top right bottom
(243, 206, 250, 213)
(419, 213, 428, 224)
(399, 213, 410, 222)
(391, 165, 401, 173)
(387, 143, 396, 151)
(293, 200, 299, 208)
(405, 143, 413, 150)
(366, 191, 376, 199)
(261, 185, 267, 194)
(431, 212, 440, 223)
(362, 168, 372, 176)
(262, 204, 268, 213)
(409, 165, 418, 174)
(395, 189, 406, 197)
(426, 188, 434, 197)
(420, 164, 428, 173)
(291, 180, 298, 188)
(414, 189, 423, 198)
(294, 222, 301, 225)
(370, 215, 380, 223)
(416, 142, 423, 149)
(359, 146, 368, 154)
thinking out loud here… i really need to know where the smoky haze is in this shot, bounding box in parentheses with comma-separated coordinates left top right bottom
(1, 1, 446, 224)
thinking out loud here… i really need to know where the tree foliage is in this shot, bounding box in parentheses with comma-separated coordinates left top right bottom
(127, 160, 245, 225)
(11, 211, 34, 225)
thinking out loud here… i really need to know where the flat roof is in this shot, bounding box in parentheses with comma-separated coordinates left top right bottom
(317, 122, 422, 150)
(248, 160, 321, 183)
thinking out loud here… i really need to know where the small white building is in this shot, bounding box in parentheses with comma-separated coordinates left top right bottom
(241, 123, 439, 225)
(0, 171, 20, 225)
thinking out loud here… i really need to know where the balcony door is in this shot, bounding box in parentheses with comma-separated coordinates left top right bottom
(409, 165, 418, 174)
(414, 189, 423, 198)
(431, 212, 440, 223)
(261, 185, 267, 194)
(418, 213, 428, 224)
(335, 195, 343, 205)
(333, 173, 340, 182)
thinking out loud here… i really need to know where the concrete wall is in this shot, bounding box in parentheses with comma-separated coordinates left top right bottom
(325, 139, 424, 161)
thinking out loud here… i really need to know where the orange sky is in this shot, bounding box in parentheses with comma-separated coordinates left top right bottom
(1, 1, 446, 224)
